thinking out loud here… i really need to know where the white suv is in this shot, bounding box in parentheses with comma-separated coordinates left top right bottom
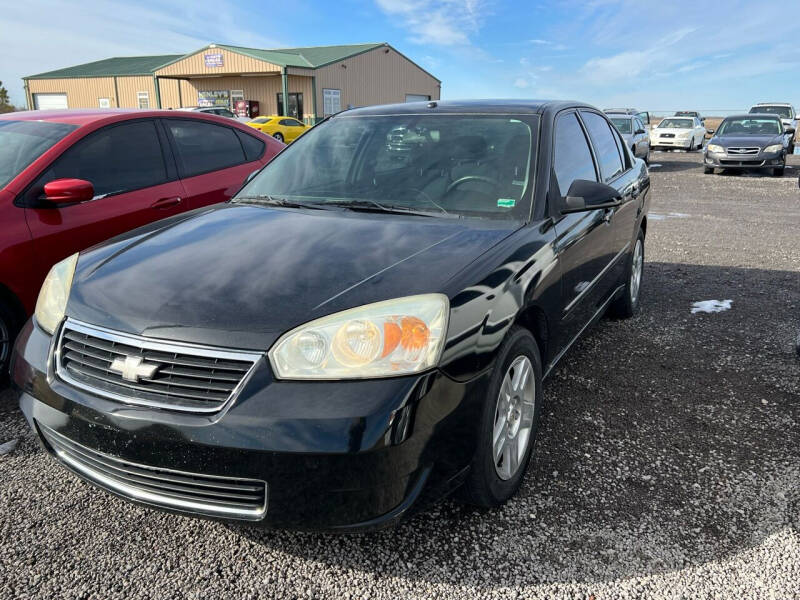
(749, 103, 798, 152)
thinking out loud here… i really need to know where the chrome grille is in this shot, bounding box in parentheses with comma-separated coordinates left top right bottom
(56, 319, 261, 413)
(38, 423, 267, 520)
(659, 133, 675, 138)
(726, 147, 760, 155)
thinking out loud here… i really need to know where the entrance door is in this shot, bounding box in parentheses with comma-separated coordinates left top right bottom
(277, 93, 303, 120)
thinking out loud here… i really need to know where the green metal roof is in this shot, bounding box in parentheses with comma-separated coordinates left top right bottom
(24, 43, 440, 82)
(26, 55, 183, 79)
(215, 43, 384, 68)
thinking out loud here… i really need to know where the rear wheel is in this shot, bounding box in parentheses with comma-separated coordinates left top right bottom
(459, 326, 542, 507)
(273, 132, 284, 142)
(609, 230, 644, 319)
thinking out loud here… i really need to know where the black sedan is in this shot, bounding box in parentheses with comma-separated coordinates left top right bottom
(11, 100, 650, 530)
(704, 114, 794, 176)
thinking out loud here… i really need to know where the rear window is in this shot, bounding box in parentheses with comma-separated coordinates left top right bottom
(610, 118, 632, 134)
(166, 119, 246, 177)
(0, 120, 77, 188)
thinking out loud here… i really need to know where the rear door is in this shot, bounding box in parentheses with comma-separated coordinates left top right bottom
(23, 118, 185, 284)
(163, 118, 268, 210)
(550, 110, 617, 349)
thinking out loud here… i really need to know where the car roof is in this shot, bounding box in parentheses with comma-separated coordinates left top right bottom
(0, 108, 255, 128)
(751, 102, 792, 106)
(340, 99, 596, 117)
(606, 112, 635, 118)
(724, 113, 782, 120)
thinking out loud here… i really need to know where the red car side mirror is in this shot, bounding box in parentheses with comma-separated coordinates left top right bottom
(44, 178, 94, 204)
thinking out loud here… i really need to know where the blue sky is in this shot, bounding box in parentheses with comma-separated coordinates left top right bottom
(4, 0, 800, 114)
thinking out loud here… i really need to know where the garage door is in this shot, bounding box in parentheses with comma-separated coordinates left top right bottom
(33, 93, 68, 110)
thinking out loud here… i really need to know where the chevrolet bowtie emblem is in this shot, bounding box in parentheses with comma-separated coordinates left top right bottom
(110, 355, 159, 382)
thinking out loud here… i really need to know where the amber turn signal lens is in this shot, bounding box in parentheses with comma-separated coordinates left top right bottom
(382, 322, 402, 357)
(400, 316, 429, 351)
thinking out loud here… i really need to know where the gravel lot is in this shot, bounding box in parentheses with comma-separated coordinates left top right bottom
(1, 151, 799, 599)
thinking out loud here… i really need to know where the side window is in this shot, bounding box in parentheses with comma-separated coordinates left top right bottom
(234, 129, 266, 162)
(165, 119, 246, 177)
(279, 119, 294, 127)
(553, 112, 597, 196)
(580, 111, 624, 182)
(31, 120, 167, 199)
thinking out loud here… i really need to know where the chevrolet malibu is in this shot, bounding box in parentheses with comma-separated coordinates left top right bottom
(12, 100, 650, 530)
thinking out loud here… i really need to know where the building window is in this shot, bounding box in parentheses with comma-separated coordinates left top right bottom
(405, 94, 431, 102)
(230, 89, 244, 109)
(98, 98, 111, 108)
(323, 89, 341, 116)
(137, 91, 150, 109)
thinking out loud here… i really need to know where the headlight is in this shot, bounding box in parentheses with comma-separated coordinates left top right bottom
(763, 144, 783, 153)
(707, 144, 724, 153)
(677, 132, 690, 139)
(34, 253, 78, 335)
(269, 294, 448, 379)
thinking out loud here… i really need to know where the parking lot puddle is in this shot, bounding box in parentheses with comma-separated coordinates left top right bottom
(690, 299, 732, 314)
(649, 212, 690, 221)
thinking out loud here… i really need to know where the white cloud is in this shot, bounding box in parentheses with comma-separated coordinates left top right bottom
(375, 0, 486, 46)
(3, 0, 283, 105)
(513, 77, 529, 89)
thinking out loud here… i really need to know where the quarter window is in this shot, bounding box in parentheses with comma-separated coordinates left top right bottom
(166, 119, 246, 177)
(234, 129, 266, 162)
(29, 120, 167, 199)
(553, 112, 597, 196)
(581, 111, 624, 182)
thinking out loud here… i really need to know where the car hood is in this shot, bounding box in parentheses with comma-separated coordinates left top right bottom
(712, 134, 784, 147)
(67, 203, 517, 350)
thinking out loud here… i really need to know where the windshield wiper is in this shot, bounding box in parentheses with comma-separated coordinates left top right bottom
(323, 199, 458, 218)
(234, 195, 330, 210)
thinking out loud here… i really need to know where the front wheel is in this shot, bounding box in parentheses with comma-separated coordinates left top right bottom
(704, 166, 715, 174)
(773, 164, 785, 177)
(459, 326, 542, 507)
(0, 300, 21, 383)
(609, 230, 644, 319)
(273, 132, 284, 142)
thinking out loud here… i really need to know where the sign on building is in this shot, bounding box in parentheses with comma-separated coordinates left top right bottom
(323, 88, 341, 116)
(204, 53, 224, 68)
(198, 90, 230, 107)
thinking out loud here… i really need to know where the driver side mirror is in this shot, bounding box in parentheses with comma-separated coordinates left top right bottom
(635, 128, 646, 135)
(706, 129, 715, 134)
(560, 179, 622, 214)
(784, 126, 796, 135)
(43, 178, 94, 204)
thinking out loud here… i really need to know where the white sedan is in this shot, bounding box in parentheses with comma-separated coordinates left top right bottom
(650, 117, 706, 151)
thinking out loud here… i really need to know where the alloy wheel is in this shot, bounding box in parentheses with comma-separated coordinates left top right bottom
(492, 356, 536, 480)
(630, 238, 643, 305)
(0, 316, 9, 368)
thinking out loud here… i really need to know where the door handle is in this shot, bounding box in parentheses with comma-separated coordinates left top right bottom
(151, 197, 182, 209)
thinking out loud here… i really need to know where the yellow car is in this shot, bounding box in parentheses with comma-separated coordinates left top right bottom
(246, 116, 310, 143)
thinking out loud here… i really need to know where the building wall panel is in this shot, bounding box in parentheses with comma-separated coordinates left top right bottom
(313, 47, 440, 115)
(155, 48, 280, 77)
(27, 77, 117, 108)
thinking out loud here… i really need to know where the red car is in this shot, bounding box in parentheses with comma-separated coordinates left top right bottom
(0, 109, 283, 375)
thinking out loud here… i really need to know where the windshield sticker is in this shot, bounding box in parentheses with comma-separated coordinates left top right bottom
(497, 198, 516, 208)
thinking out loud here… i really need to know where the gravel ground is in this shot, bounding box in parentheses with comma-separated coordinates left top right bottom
(1, 151, 799, 599)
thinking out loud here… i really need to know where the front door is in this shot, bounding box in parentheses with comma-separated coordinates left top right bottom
(550, 111, 618, 354)
(23, 119, 185, 291)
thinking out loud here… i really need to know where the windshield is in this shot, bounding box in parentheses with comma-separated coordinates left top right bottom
(0, 120, 77, 188)
(610, 118, 632, 134)
(749, 105, 792, 119)
(236, 113, 537, 219)
(717, 117, 782, 136)
(658, 118, 693, 129)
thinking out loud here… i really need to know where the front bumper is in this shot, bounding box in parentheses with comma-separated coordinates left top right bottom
(651, 137, 692, 150)
(11, 319, 489, 530)
(704, 151, 784, 170)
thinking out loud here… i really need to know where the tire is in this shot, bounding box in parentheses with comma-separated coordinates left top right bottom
(0, 300, 22, 384)
(773, 166, 785, 177)
(609, 229, 644, 319)
(704, 166, 714, 174)
(273, 132, 284, 142)
(644, 150, 650, 165)
(459, 326, 542, 507)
